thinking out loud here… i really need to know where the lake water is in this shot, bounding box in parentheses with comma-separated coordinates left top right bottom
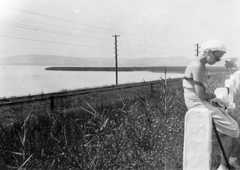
(0, 66, 183, 98)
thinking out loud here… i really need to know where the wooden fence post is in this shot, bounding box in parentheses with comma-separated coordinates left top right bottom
(50, 96, 54, 111)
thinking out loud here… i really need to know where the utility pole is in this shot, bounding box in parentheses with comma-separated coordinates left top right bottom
(195, 43, 199, 56)
(113, 35, 120, 85)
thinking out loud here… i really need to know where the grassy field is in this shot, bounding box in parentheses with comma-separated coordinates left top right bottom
(0, 70, 239, 170)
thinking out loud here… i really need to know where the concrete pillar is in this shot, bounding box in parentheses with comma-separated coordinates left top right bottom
(183, 108, 212, 170)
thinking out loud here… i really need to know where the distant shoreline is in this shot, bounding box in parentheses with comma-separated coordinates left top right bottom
(45, 66, 186, 73)
(45, 66, 226, 73)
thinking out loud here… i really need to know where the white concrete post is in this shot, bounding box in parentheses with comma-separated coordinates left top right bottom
(230, 75, 237, 94)
(183, 108, 212, 170)
(214, 87, 228, 101)
(234, 71, 240, 91)
(225, 79, 235, 109)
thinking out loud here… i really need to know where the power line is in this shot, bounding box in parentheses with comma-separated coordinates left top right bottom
(1, 6, 195, 57)
(3, 6, 117, 33)
(0, 19, 190, 50)
(119, 40, 191, 51)
(0, 20, 190, 54)
(2, 5, 192, 46)
(0, 20, 113, 42)
(119, 49, 186, 56)
(0, 34, 112, 50)
(119, 36, 190, 47)
(0, 34, 186, 57)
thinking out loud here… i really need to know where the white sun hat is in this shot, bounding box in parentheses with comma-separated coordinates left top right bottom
(200, 39, 227, 53)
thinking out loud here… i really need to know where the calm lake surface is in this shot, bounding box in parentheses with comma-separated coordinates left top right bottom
(0, 66, 183, 98)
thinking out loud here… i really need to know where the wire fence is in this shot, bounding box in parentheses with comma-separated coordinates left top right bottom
(0, 78, 182, 110)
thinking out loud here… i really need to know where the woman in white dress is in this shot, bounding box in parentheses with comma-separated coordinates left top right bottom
(182, 39, 240, 170)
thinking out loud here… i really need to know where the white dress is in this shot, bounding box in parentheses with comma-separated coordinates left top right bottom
(183, 78, 240, 138)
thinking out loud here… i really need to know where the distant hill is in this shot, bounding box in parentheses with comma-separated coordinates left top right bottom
(1, 54, 191, 67)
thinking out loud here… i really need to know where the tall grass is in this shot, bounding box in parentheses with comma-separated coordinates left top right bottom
(0, 72, 236, 170)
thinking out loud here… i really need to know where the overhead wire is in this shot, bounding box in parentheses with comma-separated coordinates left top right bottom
(0, 20, 113, 42)
(2, 5, 191, 47)
(2, 6, 118, 33)
(0, 19, 189, 52)
(0, 20, 190, 55)
(119, 49, 183, 56)
(1, 5, 193, 56)
(0, 35, 113, 50)
(118, 40, 191, 52)
(119, 38, 190, 49)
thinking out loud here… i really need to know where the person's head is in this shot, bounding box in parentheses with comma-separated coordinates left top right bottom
(200, 39, 226, 65)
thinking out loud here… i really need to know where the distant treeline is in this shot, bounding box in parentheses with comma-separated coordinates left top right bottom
(45, 66, 226, 73)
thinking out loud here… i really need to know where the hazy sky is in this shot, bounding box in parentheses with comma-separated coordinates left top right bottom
(0, 0, 240, 60)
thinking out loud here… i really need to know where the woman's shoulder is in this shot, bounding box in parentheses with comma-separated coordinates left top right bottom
(188, 60, 203, 69)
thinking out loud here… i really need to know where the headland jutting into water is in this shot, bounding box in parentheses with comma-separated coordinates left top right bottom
(45, 66, 226, 73)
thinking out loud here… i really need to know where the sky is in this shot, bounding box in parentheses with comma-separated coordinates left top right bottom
(0, 0, 240, 60)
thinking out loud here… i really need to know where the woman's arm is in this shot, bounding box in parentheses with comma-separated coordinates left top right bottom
(192, 64, 215, 100)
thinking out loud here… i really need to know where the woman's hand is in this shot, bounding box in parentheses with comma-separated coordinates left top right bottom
(211, 93, 216, 99)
